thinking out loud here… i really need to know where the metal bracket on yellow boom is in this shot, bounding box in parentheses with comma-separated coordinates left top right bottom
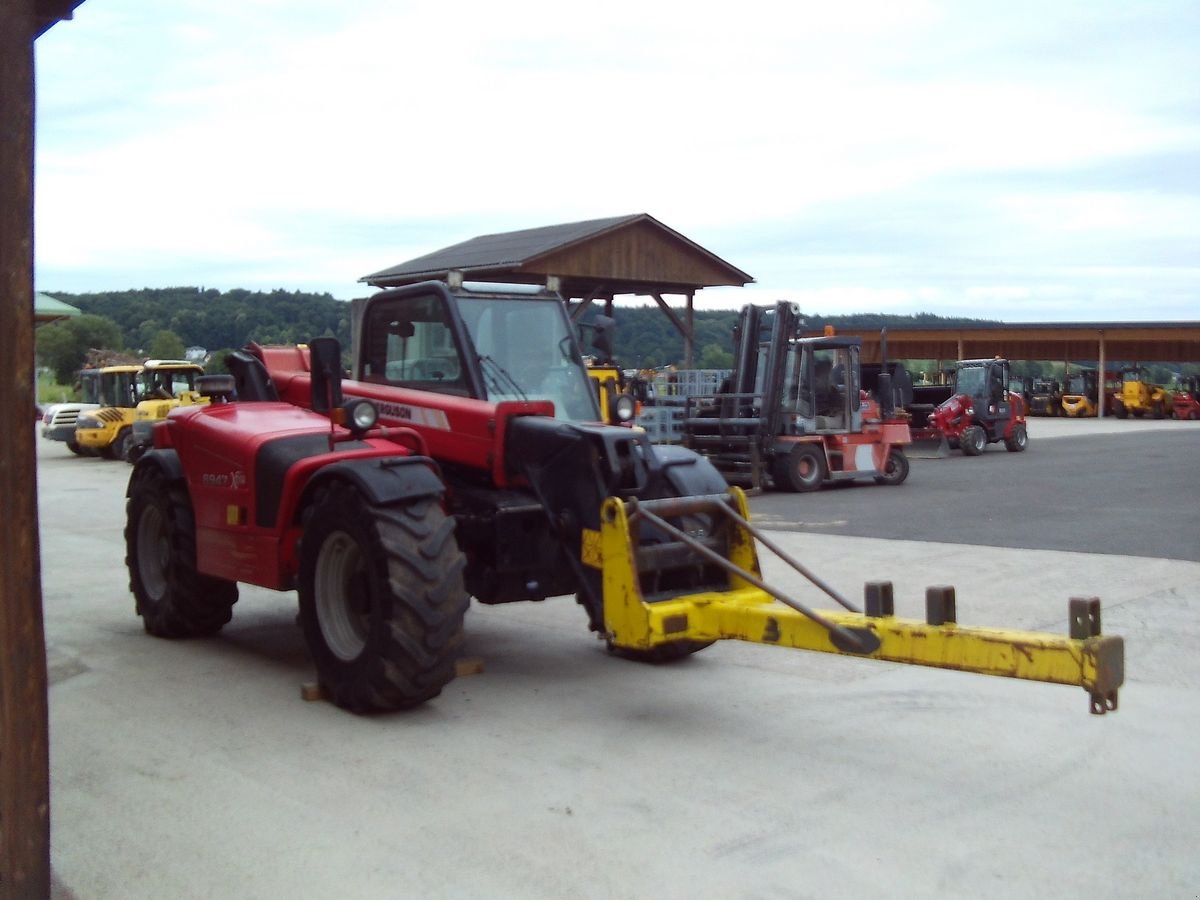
(595, 489, 1123, 715)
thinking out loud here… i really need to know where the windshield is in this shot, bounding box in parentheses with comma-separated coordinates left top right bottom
(1066, 376, 1089, 394)
(99, 372, 140, 407)
(143, 368, 199, 399)
(457, 296, 598, 422)
(78, 372, 100, 404)
(955, 365, 987, 397)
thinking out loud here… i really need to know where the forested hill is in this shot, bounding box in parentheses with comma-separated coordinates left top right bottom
(55, 287, 354, 352)
(53, 287, 995, 369)
(604, 305, 997, 369)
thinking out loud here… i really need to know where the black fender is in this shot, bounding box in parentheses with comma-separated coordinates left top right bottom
(651, 443, 730, 497)
(299, 456, 445, 515)
(126, 448, 184, 495)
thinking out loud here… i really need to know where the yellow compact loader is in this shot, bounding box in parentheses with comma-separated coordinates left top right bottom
(1114, 366, 1171, 419)
(76, 360, 205, 461)
(126, 360, 208, 461)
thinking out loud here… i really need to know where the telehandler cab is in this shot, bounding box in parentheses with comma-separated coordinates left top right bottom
(125, 280, 1122, 715)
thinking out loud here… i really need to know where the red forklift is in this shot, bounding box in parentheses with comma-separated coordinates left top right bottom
(681, 303, 912, 491)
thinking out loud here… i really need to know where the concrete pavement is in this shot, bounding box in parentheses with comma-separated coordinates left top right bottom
(36, 421, 1199, 899)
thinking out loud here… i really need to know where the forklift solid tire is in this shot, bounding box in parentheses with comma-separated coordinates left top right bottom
(873, 448, 910, 485)
(298, 482, 468, 713)
(774, 444, 827, 492)
(66, 439, 86, 456)
(961, 426, 986, 456)
(126, 466, 238, 637)
(1004, 423, 1028, 452)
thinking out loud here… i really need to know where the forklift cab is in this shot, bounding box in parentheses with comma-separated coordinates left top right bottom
(779, 337, 862, 435)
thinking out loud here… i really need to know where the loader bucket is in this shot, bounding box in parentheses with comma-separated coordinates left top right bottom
(906, 433, 950, 459)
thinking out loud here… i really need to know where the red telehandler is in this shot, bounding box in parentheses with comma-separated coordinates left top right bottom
(124, 280, 1120, 715)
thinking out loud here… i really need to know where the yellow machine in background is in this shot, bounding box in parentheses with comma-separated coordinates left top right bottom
(586, 363, 637, 425)
(76, 360, 206, 461)
(72, 364, 144, 459)
(1114, 366, 1171, 419)
(127, 360, 208, 461)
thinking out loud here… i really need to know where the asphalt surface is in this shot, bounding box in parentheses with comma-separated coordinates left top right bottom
(35, 417, 1200, 899)
(753, 419, 1200, 561)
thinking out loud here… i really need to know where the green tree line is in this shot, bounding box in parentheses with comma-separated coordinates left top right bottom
(593, 305, 998, 370)
(37, 287, 353, 382)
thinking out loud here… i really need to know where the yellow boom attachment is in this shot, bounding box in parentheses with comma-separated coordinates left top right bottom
(592, 490, 1123, 715)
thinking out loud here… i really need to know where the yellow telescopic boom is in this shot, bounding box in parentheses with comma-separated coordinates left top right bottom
(593, 490, 1123, 715)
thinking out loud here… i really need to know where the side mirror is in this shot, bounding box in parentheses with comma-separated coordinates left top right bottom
(309, 336, 344, 413)
(590, 315, 616, 362)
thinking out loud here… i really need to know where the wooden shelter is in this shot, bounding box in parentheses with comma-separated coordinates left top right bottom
(840, 321, 1200, 365)
(361, 213, 754, 367)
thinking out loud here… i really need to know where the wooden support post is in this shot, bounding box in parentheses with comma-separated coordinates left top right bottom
(0, 0, 51, 895)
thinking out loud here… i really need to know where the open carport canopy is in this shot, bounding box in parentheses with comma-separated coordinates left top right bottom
(840, 322, 1200, 365)
(360, 213, 755, 367)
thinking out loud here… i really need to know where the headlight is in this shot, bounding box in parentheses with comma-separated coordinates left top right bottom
(610, 394, 636, 423)
(344, 398, 378, 433)
(76, 415, 102, 429)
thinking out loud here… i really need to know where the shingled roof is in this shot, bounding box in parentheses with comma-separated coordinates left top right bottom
(360, 213, 753, 299)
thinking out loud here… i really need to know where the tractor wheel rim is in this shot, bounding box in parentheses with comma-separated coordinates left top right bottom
(136, 505, 169, 600)
(314, 531, 369, 662)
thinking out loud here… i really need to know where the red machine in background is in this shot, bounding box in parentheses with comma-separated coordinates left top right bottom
(904, 358, 1028, 456)
(1173, 375, 1200, 420)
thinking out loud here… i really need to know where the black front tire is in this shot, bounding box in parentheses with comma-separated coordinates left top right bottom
(126, 464, 238, 637)
(111, 427, 133, 462)
(961, 425, 986, 456)
(873, 448, 910, 485)
(773, 444, 827, 492)
(298, 482, 469, 713)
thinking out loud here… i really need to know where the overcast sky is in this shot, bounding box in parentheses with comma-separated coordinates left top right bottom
(33, 0, 1200, 322)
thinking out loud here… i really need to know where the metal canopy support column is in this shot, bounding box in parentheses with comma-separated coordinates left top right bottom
(1098, 333, 1107, 418)
(0, 0, 51, 893)
(685, 290, 695, 369)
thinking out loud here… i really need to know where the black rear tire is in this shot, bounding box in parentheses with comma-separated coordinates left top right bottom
(1004, 423, 1028, 452)
(126, 464, 238, 637)
(66, 439, 86, 456)
(773, 444, 827, 492)
(873, 448, 910, 485)
(961, 425, 986, 456)
(298, 482, 469, 713)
